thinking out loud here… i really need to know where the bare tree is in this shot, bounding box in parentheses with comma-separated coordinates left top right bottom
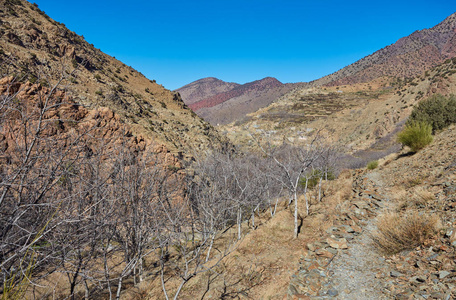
(157, 175, 237, 300)
(0, 72, 92, 296)
(313, 144, 340, 202)
(252, 133, 324, 238)
(107, 143, 175, 299)
(191, 154, 234, 262)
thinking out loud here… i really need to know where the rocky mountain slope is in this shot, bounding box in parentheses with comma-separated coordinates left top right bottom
(175, 77, 239, 105)
(0, 0, 229, 156)
(0, 76, 184, 169)
(178, 12, 456, 129)
(310, 12, 456, 87)
(179, 77, 299, 125)
(287, 124, 456, 299)
(136, 121, 456, 299)
(224, 56, 456, 160)
(0, 3, 231, 298)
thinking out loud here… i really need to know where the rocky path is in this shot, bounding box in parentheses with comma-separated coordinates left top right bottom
(287, 170, 393, 299)
(325, 171, 392, 299)
(326, 220, 389, 299)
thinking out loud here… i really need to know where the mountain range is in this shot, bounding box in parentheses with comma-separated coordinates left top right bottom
(311, 12, 456, 87)
(177, 12, 456, 127)
(176, 76, 300, 125)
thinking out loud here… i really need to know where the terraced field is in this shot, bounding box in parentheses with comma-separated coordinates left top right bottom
(221, 89, 393, 149)
(258, 92, 367, 127)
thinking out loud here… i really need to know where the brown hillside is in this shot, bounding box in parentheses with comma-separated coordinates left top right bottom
(178, 13, 456, 129)
(188, 77, 284, 111)
(0, 0, 229, 155)
(183, 77, 300, 125)
(175, 77, 240, 105)
(0, 77, 182, 169)
(197, 82, 301, 125)
(224, 57, 456, 156)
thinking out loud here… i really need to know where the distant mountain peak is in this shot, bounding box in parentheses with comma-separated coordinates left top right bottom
(191, 77, 227, 84)
(259, 76, 282, 83)
(176, 77, 240, 105)
(187, 77, 284, 111)
(175, 75, 297, 125)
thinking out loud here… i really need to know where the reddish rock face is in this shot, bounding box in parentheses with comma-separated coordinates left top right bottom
(0, 1, 230, 155)
(176, 77, 240, 105)
(188, 77, 284, 111)
(0, 79, 182, 171)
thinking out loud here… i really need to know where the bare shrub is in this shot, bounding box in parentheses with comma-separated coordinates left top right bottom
(413, 187, 435, 203)
(373, 211, 440, 255)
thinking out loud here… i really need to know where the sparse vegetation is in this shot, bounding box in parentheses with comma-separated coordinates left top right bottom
(373, 211, 440, 254)
(366, 160, 379, 170)
(397, 121, 433, 152)
(397, 187, 434, 210)
(2, 2, 456, 298)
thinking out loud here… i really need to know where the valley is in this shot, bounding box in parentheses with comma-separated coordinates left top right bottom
(1, 1, 456, 299)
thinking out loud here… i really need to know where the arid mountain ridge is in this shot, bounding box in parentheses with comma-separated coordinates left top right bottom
(0, 0, 230, 158)
(177, 76, 300, 125)
(305, 12, 456, 88)
(178, 12, 456, 129)
(219, 11, 456, 162)
(187, 77, 285, 111)
(176, 77, 240, 105)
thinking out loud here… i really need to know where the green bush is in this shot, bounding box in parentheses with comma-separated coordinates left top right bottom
(367, 160, 379, 170)
(299, 169, 335, 189)
(408, 94, 456, 133)
(397, 121, 433, 152)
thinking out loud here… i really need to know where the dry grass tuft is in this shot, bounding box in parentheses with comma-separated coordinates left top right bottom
(396, 187, 435, 211)
(403, 176, 424, 188)
(412, 187, 435, 205)
(325, 170, 352, 204)
(373, 211, 440, 255)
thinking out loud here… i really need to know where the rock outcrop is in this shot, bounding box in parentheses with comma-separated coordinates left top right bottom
(0, 0, 230, 155)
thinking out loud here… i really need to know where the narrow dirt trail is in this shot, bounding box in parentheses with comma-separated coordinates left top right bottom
(327, 217, 390, 299)
(326, 171, 392, 299)
(287, 170, 395, 299)
(322, 171, 386, 298)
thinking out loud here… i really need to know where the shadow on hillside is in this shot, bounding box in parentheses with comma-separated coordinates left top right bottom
(218, 272, 264, 300)
(339, 120, 406, 170)
(397, 151, 416, 159)
(340, 143, 401, 170)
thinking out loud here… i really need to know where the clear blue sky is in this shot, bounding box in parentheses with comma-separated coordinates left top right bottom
(33, 0, 456, 90)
